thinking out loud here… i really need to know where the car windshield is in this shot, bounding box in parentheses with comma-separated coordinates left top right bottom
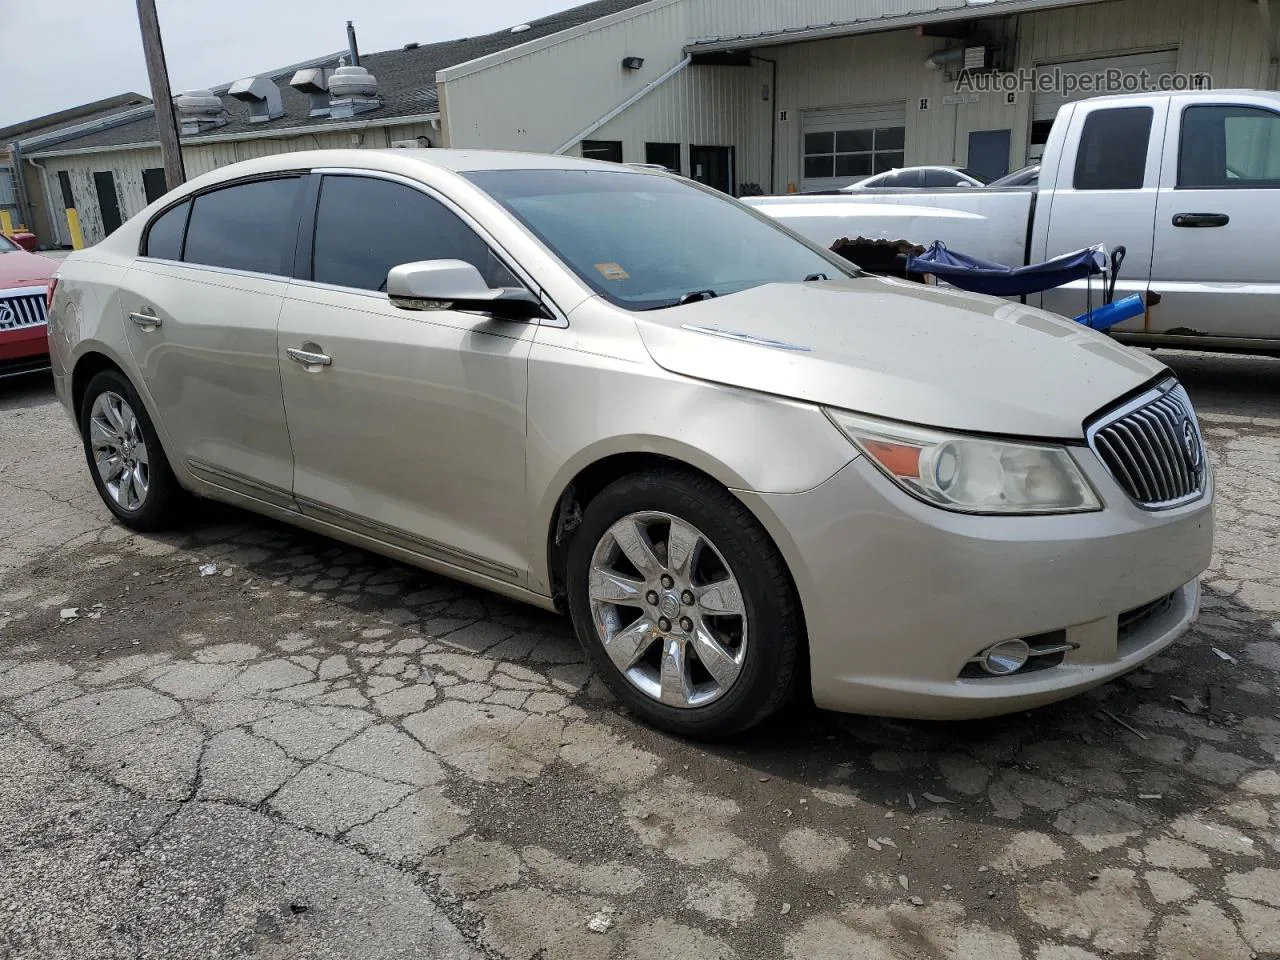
(465, 169, 858, 310)
(0, 234, 17, 253)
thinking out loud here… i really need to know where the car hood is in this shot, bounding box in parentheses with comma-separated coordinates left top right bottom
(632, 277, 1166, 440)
(0, 249, 57, 289)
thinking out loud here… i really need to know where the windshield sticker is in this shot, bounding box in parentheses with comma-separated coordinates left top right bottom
(594, 262, 630, 282)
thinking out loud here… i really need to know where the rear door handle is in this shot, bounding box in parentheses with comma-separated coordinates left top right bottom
(286, 347, 332, 367)
(128, 311, 161, 330)
(1172, 212, 1230, 228)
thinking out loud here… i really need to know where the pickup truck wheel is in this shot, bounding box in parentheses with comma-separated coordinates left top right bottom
(80, 369, 185, 531)
(566, 468, 801, 740)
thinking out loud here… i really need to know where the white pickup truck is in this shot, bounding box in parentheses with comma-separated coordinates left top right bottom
(747, 90, 1280, 353)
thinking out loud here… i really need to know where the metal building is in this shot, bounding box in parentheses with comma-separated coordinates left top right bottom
(14, 0, 1280, 246)
(440, 0, 1276, 194)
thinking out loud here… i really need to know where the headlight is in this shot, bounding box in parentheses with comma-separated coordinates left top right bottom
(826, 409, 1101, 515)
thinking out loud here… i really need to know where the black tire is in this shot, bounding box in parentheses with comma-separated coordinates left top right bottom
(566, 468, 802, 740)
(79, 368, 186, 531)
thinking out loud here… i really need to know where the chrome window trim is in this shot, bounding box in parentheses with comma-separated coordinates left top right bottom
(1085, 378, 1208, 511)
(133, 256, 292, 284)
(310, 167, 569, 328)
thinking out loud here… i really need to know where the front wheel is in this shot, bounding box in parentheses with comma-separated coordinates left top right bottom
(566, 469, 802, 739)
(80, 369, 185, 531)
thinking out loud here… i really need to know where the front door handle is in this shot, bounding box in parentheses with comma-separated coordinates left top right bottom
(128, 311, 162, 331)
(1172, 212, 1230, 228)
(286, 346, 332, 367)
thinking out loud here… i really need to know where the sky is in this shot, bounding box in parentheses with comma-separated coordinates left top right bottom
(0, 0, 578, 128)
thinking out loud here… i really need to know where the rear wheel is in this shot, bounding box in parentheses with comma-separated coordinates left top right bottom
(567, 469, 801, 739)
(80, 369, 185, 531)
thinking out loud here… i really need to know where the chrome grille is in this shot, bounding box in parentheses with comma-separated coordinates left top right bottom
(1088, 382, 1206, 509)
(0, 289, 48, 331)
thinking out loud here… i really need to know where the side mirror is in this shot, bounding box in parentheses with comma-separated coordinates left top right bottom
(387, 259, 545, 321)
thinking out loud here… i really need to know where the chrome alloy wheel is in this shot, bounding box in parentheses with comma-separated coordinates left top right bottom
(587, 512, 748, 708)
(89, 391, 150, 511)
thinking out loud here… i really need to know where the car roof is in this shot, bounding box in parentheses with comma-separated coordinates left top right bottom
(190, 148, 636, 181)
(1082, 89, 1280, 107)
(141, 148, 656, 212)
(873, 166, 960, 174)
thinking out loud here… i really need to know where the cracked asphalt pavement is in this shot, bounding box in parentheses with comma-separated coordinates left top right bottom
(3, 352, 1280, 959)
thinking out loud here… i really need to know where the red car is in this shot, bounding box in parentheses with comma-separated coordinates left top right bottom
(0, 233, 58, 377)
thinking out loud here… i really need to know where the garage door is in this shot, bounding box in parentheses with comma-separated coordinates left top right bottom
(801, 103, 907, 192)
(1029, 50, 1178, 159)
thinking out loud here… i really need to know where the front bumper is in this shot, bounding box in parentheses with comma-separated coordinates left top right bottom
(738, 450, 1214, 720)
(0, 324, 49, 361)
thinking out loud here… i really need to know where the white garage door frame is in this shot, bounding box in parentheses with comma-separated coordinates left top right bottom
(800, 102, 908, 192)
(1029, 49, 1179, 159)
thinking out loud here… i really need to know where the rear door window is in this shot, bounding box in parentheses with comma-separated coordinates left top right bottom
(310, 175, 516, 292)
(1073, 107, 1153, 190)
(182, 177, 302, 275)
(143, 200, 190, 260)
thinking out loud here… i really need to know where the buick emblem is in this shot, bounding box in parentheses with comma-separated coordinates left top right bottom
(0, 302, 14, 329)
(1182, 419, 1202, 468)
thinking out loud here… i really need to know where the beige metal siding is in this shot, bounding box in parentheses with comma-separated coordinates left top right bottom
(771, 28, 926, 191)
(766, 0, 1272, 190)
(1012, 0, 1272, 164)
(1022, 0, 1268, 83)
(441, 0, 693, 154)
(685, 0, 994, 41)
(587, 61, 774, 188)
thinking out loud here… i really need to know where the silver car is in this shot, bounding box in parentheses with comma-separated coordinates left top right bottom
(48, 150, 1214, 738)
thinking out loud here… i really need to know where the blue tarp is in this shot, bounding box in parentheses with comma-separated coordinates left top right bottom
(906, 241, 1108, 298)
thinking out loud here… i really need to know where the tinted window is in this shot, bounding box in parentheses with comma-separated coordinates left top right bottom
(144, 201, 190, 260)
(582, 140, 623, 163)
(1074, 107, 1152, 190)
(183, 177, 302, 275)
(645, 143, 681, 174)
(466, 169, 857, 311)
(1180, 105, 1280, 188)
(142, 167, 168, 204)
(311, 175, 516, 292)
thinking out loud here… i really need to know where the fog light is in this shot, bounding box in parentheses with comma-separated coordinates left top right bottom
(979, 639, 1031, 676)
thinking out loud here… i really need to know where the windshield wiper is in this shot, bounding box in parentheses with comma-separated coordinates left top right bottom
(677, 289, 719, 305)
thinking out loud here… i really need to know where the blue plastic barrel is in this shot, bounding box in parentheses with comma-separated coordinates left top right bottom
(1075, 294, 1146, 332)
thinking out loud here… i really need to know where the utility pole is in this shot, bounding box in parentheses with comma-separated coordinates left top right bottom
(136, 0, 186, 189)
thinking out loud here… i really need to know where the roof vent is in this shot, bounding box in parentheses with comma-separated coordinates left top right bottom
(403, 41, 420, 50)
(290, 67, 333, 117)
(227, 76, 284, 123)
(328, 64, 381, 118)
(174, 89, 226, 135)
(511, 23, 531, 33)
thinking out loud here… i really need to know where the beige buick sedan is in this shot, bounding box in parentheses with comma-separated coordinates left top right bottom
(48, 150, 1214, 738)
